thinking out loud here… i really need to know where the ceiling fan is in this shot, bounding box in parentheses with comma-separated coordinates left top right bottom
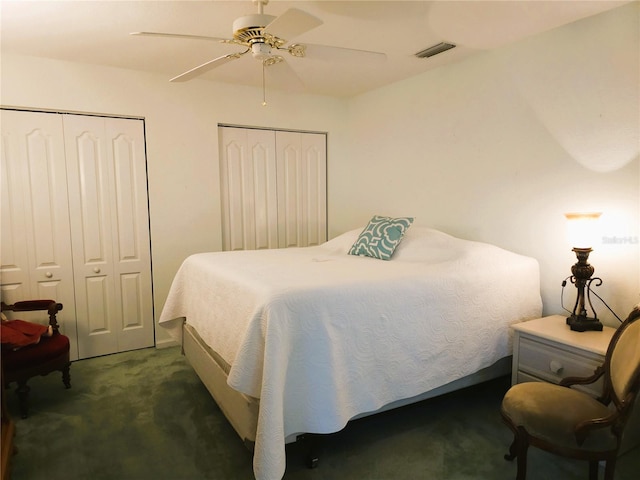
(131, 0, 386, 96)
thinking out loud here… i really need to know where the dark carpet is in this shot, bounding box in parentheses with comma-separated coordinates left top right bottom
(5, 346, 639, 479)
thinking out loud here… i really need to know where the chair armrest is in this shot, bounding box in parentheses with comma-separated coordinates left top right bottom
(574, 411, 618, 446)
(1, 300, 63, 331)
(572, 389, 638, 446)
(560, 366, 604, 388)
(1, 300, 61, 313)
(561, 366, 613, 404)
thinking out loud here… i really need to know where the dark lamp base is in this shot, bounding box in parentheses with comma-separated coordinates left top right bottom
(566, 315, 603, 332)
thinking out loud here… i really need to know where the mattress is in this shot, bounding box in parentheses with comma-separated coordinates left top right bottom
(159, 227, 542, 479)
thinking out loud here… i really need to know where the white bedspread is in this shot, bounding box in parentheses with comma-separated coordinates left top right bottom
(159, 227, 542, 480)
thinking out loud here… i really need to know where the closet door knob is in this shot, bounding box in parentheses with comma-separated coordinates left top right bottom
(45, 271, 53, 278)
(93, 267, 101, 274)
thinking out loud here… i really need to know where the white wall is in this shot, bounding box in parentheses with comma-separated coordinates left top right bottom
(335, 3, 639, 325)
(1, 2, 638, 343)
(0, 54, 348, 345)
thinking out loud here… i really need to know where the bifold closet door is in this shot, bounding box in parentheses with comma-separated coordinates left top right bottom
(0, 110, 79, 357)
(63, 115, 154, 358)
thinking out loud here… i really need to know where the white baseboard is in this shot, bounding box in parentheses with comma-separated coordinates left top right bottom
(155, 338, 179, 349)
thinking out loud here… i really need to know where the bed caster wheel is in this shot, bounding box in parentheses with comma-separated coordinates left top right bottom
(306, 455, 319, 469)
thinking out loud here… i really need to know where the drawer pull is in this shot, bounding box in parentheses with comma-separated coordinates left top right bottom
(549, 360, 564, 375)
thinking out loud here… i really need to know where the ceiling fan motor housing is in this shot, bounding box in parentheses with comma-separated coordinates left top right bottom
(233, 14, 274, 42)
(233, 13, 282, 60)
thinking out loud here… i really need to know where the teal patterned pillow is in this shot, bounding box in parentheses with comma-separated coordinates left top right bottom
(349, 215, 414, 260)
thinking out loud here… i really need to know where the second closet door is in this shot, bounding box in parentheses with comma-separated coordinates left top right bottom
(64, 115, 153, 358)
(219, 126, 327, 252)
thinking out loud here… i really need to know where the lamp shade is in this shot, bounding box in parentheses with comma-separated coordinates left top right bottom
(565, 212, 602, 249)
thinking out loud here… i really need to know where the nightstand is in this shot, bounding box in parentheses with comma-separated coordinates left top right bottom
(511, 314, 639, 454)
(511, 315, 614, 398)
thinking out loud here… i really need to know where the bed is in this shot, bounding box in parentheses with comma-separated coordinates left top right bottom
(159, 224, 542, 480)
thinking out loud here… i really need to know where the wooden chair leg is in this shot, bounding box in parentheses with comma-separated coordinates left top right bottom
(603, 458, 616, 480)
(505, 435, 518, 461)
(15, 380, 30, 419)
(61, 364, 71, 389)
(503, 422, 528, 479)
(516, 436, 528, 480)
(503, 425, 528, 480)
(588, 460, 599, 480)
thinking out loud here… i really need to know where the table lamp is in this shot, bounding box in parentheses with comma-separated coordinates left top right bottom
(565, 212, 603, 332)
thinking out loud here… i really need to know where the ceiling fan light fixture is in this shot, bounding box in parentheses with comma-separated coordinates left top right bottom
(415, 42, 456, 59)
(251, 41, 272, 60)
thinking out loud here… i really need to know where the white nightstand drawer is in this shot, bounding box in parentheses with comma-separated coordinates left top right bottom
(519, 337, 604, 391)
(515, 370, 542, 384)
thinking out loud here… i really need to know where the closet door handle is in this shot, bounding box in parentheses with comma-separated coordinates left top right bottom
(45, 271, 53, 278)
(93, 267, 101, 274)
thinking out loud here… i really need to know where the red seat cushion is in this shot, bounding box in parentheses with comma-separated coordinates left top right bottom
(2, 333, 70, 370)
(1, 319, 50, 349)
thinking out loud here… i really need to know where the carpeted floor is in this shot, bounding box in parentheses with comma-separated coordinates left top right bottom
(4, 346, 639, 480)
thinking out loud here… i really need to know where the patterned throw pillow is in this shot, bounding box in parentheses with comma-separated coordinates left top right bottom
(348, 215, 414, 260)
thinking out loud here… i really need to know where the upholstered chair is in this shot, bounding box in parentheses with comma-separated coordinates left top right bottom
(501, 305, 640, 480)
(1, 300, 71, 418)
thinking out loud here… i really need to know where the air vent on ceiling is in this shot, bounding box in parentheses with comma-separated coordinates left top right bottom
(415, 42, 456, 59)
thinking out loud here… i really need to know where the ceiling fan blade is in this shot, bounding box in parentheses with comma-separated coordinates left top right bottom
(130, 31, 233, 44)
(170, 51, 247, 82)
(265, 59, 305, 93)
(264, 8, 323, 42)
(302, 43, 387, 63)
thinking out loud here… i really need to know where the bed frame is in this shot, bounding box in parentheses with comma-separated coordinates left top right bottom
(182, 321, 512, 455)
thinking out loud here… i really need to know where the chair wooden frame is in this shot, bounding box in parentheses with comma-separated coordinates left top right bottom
(1, 300, 71, 418)
(501, 306, 640, 480)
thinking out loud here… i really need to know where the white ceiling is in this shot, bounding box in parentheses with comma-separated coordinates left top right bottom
(0, 0, 631, 97)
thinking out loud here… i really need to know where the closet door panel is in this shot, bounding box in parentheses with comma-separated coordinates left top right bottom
(84, 276, 111, 333)
(0, 121, 30, 300)
(277, 136, 303, 248)
(220, 127, 278, 251)
(63, 115, 118, 357)
(302, 133, 327, 247)
(227, 138, 253, 250)
(276, 131, 327, 248)
(0, 110, 78, 357)
(106, 118, 154, 351)
(251, 142, 276, 250)
(11, 112, 73, 289)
